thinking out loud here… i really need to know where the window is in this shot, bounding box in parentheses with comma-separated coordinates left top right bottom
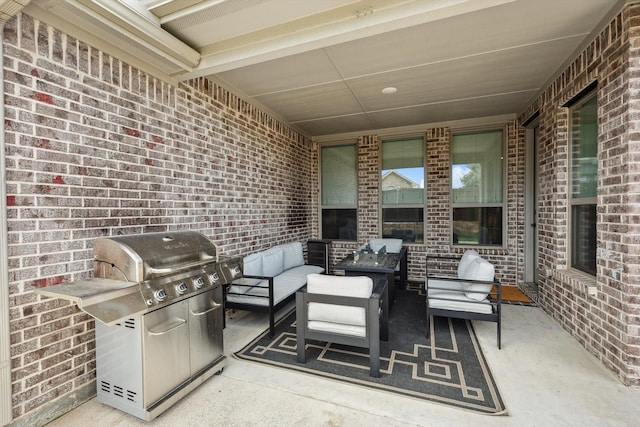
(321, 144, 357, 240)
(570, 92, 597, 275)
(451, 129, 504, 246)
(381, 137, 424, 243)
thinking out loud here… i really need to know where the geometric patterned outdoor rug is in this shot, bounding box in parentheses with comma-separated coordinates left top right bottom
(235, 288, 508, 415)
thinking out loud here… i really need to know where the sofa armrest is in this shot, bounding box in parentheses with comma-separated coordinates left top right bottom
(427, 276, 501, 301)
(240, 274, 275, 280)
(228, 275, 276, 306)
(427, 275, 496, 285)
(302, 264, 325, 274)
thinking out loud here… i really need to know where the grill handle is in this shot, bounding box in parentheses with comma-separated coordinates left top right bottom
(146, 256, 216, 276)
(148, 318, 187, 335)
(191, 302, 221, 316)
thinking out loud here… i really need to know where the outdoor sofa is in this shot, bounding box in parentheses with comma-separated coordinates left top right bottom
(225, 241, 324, 336)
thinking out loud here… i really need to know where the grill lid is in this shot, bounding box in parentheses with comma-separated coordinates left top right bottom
(93, 231, 218, 282)
(34, 231, 242, 325)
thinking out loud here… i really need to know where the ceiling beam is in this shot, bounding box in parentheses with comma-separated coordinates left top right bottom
(174, 0, 515, 80)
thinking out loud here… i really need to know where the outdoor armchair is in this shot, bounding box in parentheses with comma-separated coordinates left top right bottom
(425, 250, 502, 348)
(296, 273, 387, 377)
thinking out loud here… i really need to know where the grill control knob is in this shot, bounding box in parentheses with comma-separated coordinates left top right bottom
(209, 273, 220, 284)
(193, 276, 206, 289)
(175, 282, 188, 294)
(154, 289, 167, 302)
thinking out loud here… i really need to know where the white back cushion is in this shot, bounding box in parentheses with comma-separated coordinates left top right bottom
(243, 253, 262, 276)
(457, 250, 480, 278)
(261, 246, 284, 277)
(307, 274, 373, 298)
(306, 274, 373, 327)
(463, 258, 495, 301)
(282, 242, 305, 270)
(370, 238, 403, 253)
(474, 258, 495, 281)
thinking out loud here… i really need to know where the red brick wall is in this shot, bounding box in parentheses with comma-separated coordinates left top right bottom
(4, 13, 315, 421)
(518, 4, 640, 386)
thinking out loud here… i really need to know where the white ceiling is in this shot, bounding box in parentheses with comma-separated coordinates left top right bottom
(33, 0, 621, 137)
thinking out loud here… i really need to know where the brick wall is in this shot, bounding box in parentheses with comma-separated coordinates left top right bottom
(6, 3, 640, 424)
(357, 135, 380, 238)
(518, 4, 640, 386)
(3, 13, 316, 422)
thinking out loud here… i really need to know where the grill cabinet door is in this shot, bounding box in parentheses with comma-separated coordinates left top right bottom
(142, 300, 190, 407)
(188, 286, 224, 374)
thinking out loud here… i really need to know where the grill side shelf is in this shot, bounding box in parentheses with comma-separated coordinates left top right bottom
(34, 278, 143, 325)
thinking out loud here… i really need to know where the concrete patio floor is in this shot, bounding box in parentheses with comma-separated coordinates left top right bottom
(44, 297, 640, 427)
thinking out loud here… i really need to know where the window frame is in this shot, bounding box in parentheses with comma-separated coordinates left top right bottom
(450, 126, 507, 248)
(379, 135, 426, 244)
(319, 141, 359, 241)
(568, 89, 598, 276)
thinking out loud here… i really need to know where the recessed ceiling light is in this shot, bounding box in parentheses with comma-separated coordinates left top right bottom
(382, 87, 397, 95)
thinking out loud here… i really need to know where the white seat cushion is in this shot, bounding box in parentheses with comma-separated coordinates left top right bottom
(428, 290, 493, 314)
(308, 320, 366, 337)
(280, 264, 324, 281)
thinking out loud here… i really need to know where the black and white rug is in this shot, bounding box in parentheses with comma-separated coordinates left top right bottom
(234, 288, 507, 415)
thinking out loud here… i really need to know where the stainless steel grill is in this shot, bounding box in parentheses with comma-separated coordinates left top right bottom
(35, 231, 242, 421)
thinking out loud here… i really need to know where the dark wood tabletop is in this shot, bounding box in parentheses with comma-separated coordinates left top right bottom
(335, 252, 400, 274)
